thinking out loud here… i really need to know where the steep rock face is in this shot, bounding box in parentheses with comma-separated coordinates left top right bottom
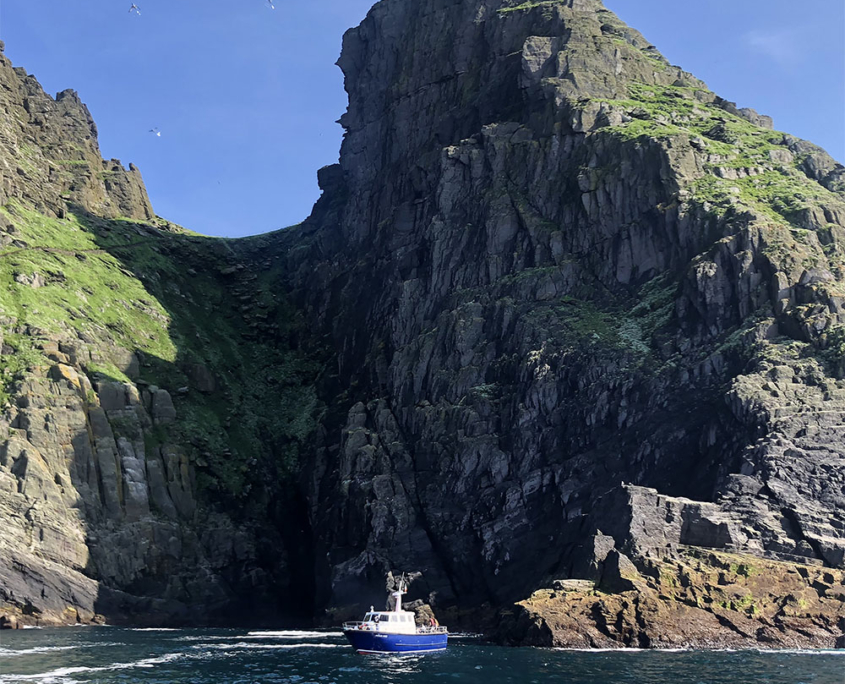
(0, 210, 325, 626)
(283, 0, 845, 627)
(0, 210, 322, 625)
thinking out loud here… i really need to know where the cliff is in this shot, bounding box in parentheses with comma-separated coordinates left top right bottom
(0, 40, 323, 625)
(1, 1, 844, 647)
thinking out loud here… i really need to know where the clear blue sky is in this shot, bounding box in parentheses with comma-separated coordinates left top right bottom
(0, 0, 842, 238)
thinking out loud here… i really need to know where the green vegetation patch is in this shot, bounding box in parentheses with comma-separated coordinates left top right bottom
(520, 275, 678, 370)
(497, 0, 567, 13)
(0, 333, 42, 407)
(0, 202, 177, 362)
(0, 199, 326, 507)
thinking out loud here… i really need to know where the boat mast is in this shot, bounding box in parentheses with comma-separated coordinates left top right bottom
(392, 574, 407, 613)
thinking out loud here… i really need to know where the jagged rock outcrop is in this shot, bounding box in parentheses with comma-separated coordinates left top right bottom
(493, 547, 845, 648)
(0, 43, 153, 221)
(1, 0, 844, 647)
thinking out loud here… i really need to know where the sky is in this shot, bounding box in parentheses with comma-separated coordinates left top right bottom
(0, 0, 842, 238)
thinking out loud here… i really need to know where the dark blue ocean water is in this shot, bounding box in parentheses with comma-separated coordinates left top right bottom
(0, 628, 842, 684)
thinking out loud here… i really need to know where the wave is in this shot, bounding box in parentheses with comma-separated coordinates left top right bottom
(0, 652, 184, 681)
(745, 648, 845, 656)
(552, 647, 652, 653)
(176, 631, 343, 642)
(193, 642, 345, 651)
(129, 628, 179, 632)
(0, 643, 123, 658)
(245, 631, 343, 638)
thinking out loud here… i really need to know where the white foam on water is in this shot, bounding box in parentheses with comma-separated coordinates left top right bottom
(0, 643, 123, 658)
(66, 624, 108, 629)
(0, 651, 185, 681)
(177, 631, 343, 642)
(553, 647, 651, 653)
(245, 631, 343, 639)
(193, 642, 345, 651)
(663, 648, 845, 656)
(748, 649, 845, 656)
(552, 647, 845, 655)
(129, 628, 179, 632)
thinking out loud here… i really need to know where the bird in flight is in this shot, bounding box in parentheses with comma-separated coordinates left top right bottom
(267, 0, 275, 9)
(129, 4, 141, 15)
(149, 128, 161, 137)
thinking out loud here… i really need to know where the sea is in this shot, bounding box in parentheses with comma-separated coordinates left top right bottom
(0, 628, 842, 684)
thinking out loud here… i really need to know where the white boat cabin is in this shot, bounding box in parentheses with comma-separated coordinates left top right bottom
(359, 610, 417, 634)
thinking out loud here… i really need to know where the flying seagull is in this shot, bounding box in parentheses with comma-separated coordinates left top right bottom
(149, 128, 161, 137)
(267, 0, 275, 9)
(129, 4, 141, 15)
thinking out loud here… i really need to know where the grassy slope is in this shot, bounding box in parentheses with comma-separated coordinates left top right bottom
(0, 201, 323, 506)
(591, 80, 845, 269)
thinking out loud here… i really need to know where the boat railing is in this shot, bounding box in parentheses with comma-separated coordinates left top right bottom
(342, 621, 448, 634)
(342, 621, 377, 631)
(416, 625, 448, 634)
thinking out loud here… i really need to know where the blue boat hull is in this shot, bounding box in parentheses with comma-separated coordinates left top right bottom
(343, 629, 447, 654)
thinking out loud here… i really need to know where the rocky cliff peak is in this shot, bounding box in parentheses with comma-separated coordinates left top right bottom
(333, 0, 774, 243)
(0, 51, 153, 221)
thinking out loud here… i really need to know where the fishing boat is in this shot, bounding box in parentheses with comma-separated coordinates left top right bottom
(341, 579, 447, 654)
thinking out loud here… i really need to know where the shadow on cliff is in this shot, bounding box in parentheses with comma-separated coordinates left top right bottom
(62, 204, 325, 627)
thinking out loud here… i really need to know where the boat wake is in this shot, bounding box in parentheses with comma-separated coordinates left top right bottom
(246, 630, 344, 638)
(176, 631, 343, 642)
(192, 642, 345, 651)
